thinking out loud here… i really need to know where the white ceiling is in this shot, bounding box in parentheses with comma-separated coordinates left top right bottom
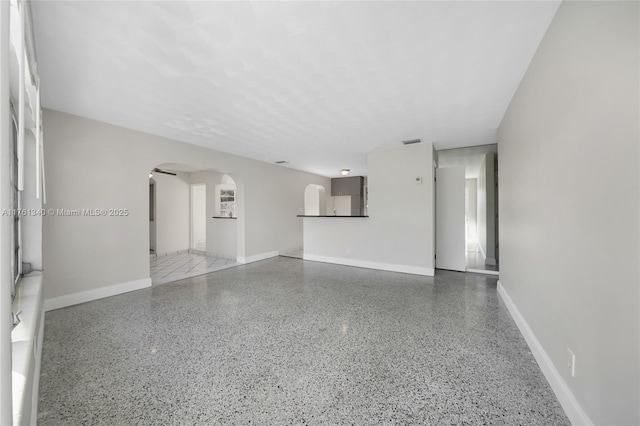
(31, 1, 559, 178)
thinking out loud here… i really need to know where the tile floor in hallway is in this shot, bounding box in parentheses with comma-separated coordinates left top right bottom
(39, 257, 569, 425)
(150, 252, 240, 285)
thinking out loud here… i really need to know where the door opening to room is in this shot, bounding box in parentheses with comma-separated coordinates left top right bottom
(435, 144, 499, 275)
(148, 165, 242, 285)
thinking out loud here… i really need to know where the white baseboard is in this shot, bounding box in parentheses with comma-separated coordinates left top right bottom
(44, 277, 152, 312)
(237, 251, 279, 264)
(497, 281, 593, 426)
(280, 246, 303, 255)
(303, 253, 434, 276)
(466, 268, 499, 276)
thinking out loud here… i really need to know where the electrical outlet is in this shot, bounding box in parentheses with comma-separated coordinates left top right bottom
(567, 348, 576, 377)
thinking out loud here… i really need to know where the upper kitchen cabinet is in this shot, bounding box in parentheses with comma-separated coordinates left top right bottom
(331, 176, 363, 196)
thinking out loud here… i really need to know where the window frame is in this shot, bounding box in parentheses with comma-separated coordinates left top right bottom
(219, 188, 236, 218)
(9, 104, 22, 299)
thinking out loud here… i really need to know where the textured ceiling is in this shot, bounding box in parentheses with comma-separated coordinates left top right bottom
(31, 1, 559, 177)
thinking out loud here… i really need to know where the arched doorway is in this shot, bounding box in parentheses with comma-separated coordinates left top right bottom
(148, 164, 243, 285)
(304, 184, 326, 216)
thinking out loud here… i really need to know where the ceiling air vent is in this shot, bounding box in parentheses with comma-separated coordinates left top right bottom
(402, 139, 422, 145)
(275, 160, 288, 164)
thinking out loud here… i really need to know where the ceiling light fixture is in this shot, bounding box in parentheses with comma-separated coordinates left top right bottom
(340, 169, 350, 176)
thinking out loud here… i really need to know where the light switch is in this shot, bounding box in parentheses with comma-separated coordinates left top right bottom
(415, 177, 423, 184)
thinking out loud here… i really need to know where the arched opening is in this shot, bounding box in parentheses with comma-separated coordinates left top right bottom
(304, 184, 326, 216)
(148, 164, 243, 285)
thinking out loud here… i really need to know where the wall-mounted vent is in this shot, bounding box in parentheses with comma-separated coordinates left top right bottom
(275, 160, 288, 164)
(402, 139, 422, 145)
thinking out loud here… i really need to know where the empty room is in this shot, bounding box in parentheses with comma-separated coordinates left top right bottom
(1, 1, 638, 425)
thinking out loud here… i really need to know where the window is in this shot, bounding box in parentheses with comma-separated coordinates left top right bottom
(220, 189, 236, 217)
(10, 108, 21, 299)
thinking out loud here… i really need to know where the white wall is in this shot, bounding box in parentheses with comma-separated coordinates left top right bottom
(485, 153, 496, 264)
(477, 155, 487, 259)
(190, 184, 206, 249)
(154, 172, 190, 256)
(22, 132, 43, 270)
(208, 219, 237, 259)
(304, 143, 434, 275)
(476, 153, 496, 264)
(42, 109, 331, 299)
(303, 184, 327, 216)
(465, 178, 477, 247)
(324, 194, 335, 216)
(304, 186, 319, 215)
(0, 3, 11, 420)
(332, 195, 351, 216)
(498, 2, 639, 425)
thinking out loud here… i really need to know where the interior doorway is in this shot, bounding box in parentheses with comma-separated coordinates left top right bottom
(436, 144, 499, 275)
(148, 164, 243, 285)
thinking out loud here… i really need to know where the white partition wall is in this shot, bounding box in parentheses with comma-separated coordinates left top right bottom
(303, 143, 435, 276)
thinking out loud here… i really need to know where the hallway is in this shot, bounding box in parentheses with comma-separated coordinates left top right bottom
(466, 249, 499, 275)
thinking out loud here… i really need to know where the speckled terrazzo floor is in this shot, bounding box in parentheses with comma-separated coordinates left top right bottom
(38, 257, 569, 425)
